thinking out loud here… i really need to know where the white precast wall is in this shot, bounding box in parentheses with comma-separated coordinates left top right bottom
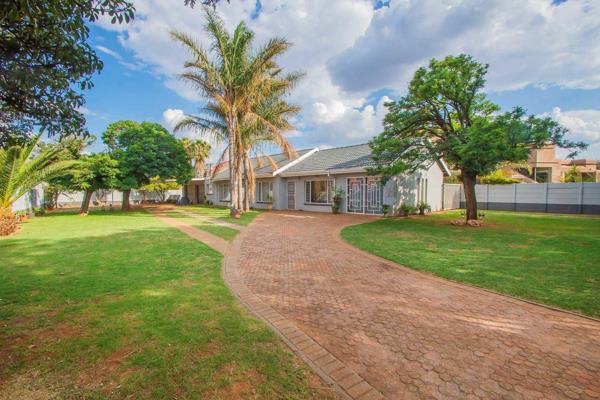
(54, 189, 182, 207)
(443, 183, 600, 214)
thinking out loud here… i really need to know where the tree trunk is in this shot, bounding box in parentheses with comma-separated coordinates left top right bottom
(227, 120, 239, 217)
(461, 171, 478, 221)
(122, 189, 131, 211)
(237, 161, 244, 213)
(80, 189, 93, 215)
(243, 156, 250, 212)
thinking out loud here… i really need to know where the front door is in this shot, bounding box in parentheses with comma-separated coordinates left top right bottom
(287, 182, 295, 209)
(365, 177, 383, 214)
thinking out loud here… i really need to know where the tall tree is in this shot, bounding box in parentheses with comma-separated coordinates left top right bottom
(72, 153, 119, 214)
(102, 121, 193, 210)
(0, 0, 136, 146)
(171, 8, 299, 216)
(0, 136, 75, 234)
(369, 54, 586, 221)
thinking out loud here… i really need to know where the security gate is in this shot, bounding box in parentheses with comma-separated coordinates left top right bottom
(347, 177, 383, 214)
(287, 181, 296, 209)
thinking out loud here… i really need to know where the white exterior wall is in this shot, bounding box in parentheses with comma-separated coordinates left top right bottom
(278, 165, 444, 214)
(11, 184, 44, 213)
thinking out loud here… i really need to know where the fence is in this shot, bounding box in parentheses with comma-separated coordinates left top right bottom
(54, 189, 182, 207)
(443, 183, 600, 214)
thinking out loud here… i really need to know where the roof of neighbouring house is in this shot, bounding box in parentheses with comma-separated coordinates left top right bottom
(211, 148, 313, 181)
(281, 143, 375, 175)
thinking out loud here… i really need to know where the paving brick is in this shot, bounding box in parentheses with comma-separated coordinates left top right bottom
(222, 211, 600, 400)
(338, 373, 364, 391)
(347, 381, 373, 398)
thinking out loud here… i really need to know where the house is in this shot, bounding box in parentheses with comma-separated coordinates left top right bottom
(184, 143, 449, 215)
(528, 145, 599, 183)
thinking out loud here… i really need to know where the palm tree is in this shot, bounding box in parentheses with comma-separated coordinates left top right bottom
(238, 94, 300, 210)
(171, 8, 299, 216)
(181, 138, 212, 178)
(0, 137, 76, 235)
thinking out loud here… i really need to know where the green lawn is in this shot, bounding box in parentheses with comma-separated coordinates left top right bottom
(165, 211, 239, 241)
(180, 205, 261, 226)
(0, 211, 335, 399)
(342, 211, 600, 318)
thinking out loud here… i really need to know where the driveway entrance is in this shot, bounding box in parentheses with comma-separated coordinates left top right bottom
(225, 211, 600, 399)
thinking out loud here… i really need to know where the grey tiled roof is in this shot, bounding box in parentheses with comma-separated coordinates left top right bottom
(211, 148, 312, 181)
(283, 143, 374, 174)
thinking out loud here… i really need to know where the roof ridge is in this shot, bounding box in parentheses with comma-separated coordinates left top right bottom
(318, 143, 370, 152)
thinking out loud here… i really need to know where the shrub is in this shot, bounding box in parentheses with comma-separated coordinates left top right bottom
(398, 203, 416, 217)
(331, 187, 345, 214)
(382, 204, 391, 216)
(416, 201, 431, 215)
(479, 170, 519, 185)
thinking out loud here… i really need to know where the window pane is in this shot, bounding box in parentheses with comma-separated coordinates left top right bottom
(305, 181, 310, 203)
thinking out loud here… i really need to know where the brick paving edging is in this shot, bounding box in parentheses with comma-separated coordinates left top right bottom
(222, 214, 384, 400)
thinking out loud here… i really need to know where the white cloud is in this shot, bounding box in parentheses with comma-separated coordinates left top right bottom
(550, 107, 600, 143)
(329, 0, 600, 93)
(546, 107, 600, 160)
(96, 0, 600, 151)
(96, 44, 146, 71)
(162, 108, 185, 131)
(96, 45, 122, 60)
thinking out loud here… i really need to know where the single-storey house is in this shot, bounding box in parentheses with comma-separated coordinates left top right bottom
(183, 143, 449, 214)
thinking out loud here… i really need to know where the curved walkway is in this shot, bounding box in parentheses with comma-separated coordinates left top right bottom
(224, 211, 600, 400)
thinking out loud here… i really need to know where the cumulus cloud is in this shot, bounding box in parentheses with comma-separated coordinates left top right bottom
(162, 108, 185, 131)
(96, 0, 600, 152)
(544, 107, 600, 160)
(329, 0, 600, 93)
(550, 107, 600, 143)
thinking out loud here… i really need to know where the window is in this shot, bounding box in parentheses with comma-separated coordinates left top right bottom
(534, 168, 551, 183)
(218, 183, 230, 202)
(305, 180, 334, 204)
(256, 181, 273, 202)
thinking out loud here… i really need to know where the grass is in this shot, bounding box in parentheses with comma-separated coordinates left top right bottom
(165, 211, 239, 241)
(0, 211, 336, 399)
(342, 211, 600, 318)
(180, 205, 261, 226)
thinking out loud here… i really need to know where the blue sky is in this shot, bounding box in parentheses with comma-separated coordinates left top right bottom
(84, 0, 600, 160)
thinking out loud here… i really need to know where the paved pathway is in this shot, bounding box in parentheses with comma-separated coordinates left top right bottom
(225, 211, 600, 400)
(151, 210, 229, 254)
(169, 208, 244, 231)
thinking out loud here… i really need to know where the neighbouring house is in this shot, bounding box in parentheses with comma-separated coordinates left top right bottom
(528, 145, 599, 183)
(184, 143, 449, 215)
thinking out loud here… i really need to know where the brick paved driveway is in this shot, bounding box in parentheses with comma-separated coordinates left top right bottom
(230, 211, 600, 400)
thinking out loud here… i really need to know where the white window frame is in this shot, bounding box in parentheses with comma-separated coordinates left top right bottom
(218, 182, 230, 202)
(256, 181, 273, 203)
(304, 180, 334, 205)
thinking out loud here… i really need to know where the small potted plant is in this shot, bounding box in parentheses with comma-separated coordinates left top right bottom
(398, 203, 414, 217)
(416, 201, 431, 216)
(331, 187, 345, 214)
